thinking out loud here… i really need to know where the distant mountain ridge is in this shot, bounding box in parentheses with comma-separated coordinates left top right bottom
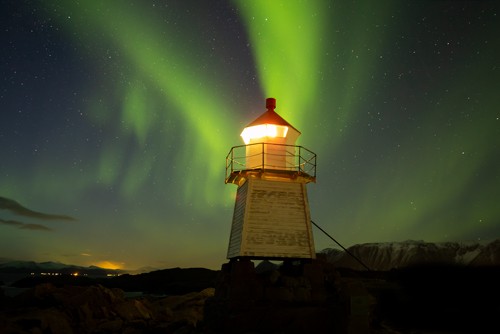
(2, 239, 499, 278)
(321, 239, 500, 271)
(1, 260, 72, 270)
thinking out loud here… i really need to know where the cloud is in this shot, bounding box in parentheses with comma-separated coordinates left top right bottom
(20, 223, 53, 231)
(0, 196, 76, 221)
(0, 219, 52, 231)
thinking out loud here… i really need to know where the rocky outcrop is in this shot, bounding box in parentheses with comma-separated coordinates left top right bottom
(2, 257, 498, 334)
(0, 283, 214, 333)
(204, 257, 366, 334)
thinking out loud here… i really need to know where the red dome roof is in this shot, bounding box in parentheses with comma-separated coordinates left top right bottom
(244, 98, 301, 134)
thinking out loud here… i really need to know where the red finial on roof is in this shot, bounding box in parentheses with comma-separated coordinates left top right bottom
(266, 97, 276, 111)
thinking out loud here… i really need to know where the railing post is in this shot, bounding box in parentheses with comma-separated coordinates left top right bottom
(298, 146, 302, 172)
(314, 154, 317, 177)
(231, 148, 234, 174)
(262, 142, 265, 170)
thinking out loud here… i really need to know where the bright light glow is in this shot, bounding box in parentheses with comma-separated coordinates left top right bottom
(241, 124, 288, 144)
(94, 260, 124, 270)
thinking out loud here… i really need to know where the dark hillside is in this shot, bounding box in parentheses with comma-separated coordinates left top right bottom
(11, 267, 220, 296)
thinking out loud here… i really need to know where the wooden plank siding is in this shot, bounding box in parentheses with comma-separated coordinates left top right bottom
(227, 180, 248, 258)
(227, 178, 316, 259)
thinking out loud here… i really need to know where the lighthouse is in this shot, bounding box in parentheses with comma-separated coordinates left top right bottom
(225, 97, 317, 260)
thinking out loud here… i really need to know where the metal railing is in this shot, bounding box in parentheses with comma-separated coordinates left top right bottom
(225, 143, 316, 183)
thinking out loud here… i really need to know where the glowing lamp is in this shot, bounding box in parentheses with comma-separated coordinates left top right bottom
(240, 124, 288, 145)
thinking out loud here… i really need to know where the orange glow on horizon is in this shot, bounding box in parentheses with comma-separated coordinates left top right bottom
(94, 261, 124, 270)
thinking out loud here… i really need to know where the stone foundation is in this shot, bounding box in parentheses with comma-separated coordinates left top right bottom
(204, 255, 374, 333)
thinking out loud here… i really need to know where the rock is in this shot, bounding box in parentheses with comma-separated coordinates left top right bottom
(161, 287, 215, 327)
(114, 298, 152, 322)
(0, 282, 217, 333)
(255, 260, 279, 274)
(37, 307, 75, 334)
(96, 318, 124, 332)
(0, 307, 74, 334)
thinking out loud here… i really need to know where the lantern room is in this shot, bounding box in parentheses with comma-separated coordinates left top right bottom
(226, 98, 316, 186)
(239, 98, 301, 172)
(240, 97, 300, 146)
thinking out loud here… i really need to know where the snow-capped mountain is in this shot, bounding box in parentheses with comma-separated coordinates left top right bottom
(321, 239, 500, 271)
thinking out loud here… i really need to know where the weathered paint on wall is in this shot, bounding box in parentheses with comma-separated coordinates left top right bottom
(227, 178, 315, 259)
(227, 180, 248, 258)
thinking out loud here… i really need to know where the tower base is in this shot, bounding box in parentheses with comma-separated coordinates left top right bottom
(227, 178, 315, 259)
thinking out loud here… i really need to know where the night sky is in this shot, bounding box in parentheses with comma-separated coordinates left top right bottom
(1, 0, 499, 271)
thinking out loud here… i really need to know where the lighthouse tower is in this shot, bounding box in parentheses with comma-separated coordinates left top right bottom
(225, 98, 317, 260)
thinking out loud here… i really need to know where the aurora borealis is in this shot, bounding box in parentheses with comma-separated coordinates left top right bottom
(1, 0, 499, 270)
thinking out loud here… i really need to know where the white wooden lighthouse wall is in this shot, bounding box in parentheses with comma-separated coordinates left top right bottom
(227, 178, 316, 259)
(244, 124, 300, 171)
(246, 142, 291, 170)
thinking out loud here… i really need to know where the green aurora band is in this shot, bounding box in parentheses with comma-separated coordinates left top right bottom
(233, 0, 326, 131)
(235, 0, 499, 243)
(36, 0, 239, 211)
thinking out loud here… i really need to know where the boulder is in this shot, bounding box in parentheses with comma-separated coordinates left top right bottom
(1, 283, 216, 333)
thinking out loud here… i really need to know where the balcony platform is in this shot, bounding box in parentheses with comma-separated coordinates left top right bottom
(226, 168, 316, 186)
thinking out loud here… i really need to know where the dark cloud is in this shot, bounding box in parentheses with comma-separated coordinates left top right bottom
(0, 219, 52, 231)
(0, 196, 76, 221)
(21, 223, 53, 231)
(0, 219, 23, 227)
